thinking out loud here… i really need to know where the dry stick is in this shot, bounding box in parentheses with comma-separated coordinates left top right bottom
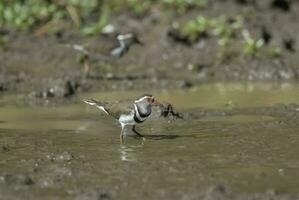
(66, 5, 81, 28)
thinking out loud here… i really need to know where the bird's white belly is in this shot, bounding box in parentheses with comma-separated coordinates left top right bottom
(119, 114, 136, 125)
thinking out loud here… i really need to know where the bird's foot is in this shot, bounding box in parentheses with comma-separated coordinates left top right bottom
(132, 126, 145, 138)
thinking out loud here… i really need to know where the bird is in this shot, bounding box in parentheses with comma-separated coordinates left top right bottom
(111, 33, 143, 58)
(84, 94, 160, 143)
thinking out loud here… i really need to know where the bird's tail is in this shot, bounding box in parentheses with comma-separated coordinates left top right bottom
(84, 99, 103, 106)
(84, 99, 109, 114)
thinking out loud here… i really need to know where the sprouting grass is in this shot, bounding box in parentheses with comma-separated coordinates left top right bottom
(171, 15, 282, 58)
(181, 16, 211, 43)
(1, 0, 63, 30)
(162, 0, 208, 13)
(241, 29, 281, 58)
(0, 0, 210, 35)
(81, 3, 111, 36)
(242, 29, 264, 56)
(0, 0, 283, 59)
(127, 0, 153, 16)
(172, 15, 244, 45)
(213, 15, 243, 47)
(0, 0, 134, 34)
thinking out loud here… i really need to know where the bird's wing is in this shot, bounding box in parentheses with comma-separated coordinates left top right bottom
(104, 101, 134, 119)
(111, 45, 127, 57)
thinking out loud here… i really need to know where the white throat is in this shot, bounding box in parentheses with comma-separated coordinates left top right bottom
(134, 96, 153, 103)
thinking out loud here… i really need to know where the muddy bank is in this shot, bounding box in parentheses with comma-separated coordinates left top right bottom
(1, 182, 298, 200)
(187, 103, 299, 127)
(1, 0, 299, 98)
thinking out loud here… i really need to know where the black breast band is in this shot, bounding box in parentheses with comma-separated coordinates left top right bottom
(134, 114, 144, 123)
(136, 105, 151, 118)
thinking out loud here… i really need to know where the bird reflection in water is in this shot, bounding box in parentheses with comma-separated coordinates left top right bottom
(119, 144, 142, 162)
(118, 134, 186, 162)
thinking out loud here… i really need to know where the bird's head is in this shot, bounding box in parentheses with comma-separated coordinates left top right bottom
(134, 94, 160, 106)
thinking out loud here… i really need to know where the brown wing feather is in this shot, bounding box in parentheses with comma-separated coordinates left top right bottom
(103, 100, 134, 119)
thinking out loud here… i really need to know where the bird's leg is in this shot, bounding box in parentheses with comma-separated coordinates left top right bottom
(132, 125, 145, 139)
(83, 57, 90, 78)
(120, 125, 125, 144)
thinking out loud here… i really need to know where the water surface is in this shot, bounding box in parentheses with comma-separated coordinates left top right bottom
(0, 83, 299, 199)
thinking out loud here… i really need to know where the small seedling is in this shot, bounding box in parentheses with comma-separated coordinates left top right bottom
(128, 0, 152, 16)
(162, 0, 208, 13)
(242, 29, 264, 56)
(73, 44, 91, 77)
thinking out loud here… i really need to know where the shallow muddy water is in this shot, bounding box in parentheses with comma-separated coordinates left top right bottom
(1, 83, 299, 200)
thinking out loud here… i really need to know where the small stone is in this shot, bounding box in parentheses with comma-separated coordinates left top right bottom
(1, 145, 9, 152)
(23, 176, 34, 185)
(101, 24, 116, 35)
(178, 80, 193, 89)
(57, 152, 73, 162)
(278, 168, 284, 175)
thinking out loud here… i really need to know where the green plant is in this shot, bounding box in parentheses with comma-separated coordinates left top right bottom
(174, 15, 243, 45)
(0, 0, 158, 35)
(181, 16, 211, 43)
(81, 3, 110, 36)
(0, 0, 113, 33)
(172, 14, 283, 59)
(162, 0, 208, 13)
(0, 35, 9, 47)
(267, 47, 282, 58)
(127, 0, 153, 15)
(0, 3, 4, 27)
(1, 1, 62, 30)
(213, 16, 243, 47)
(242, 29, 264, 56)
